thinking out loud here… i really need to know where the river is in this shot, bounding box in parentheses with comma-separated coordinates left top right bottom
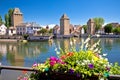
(0, 38, 120, 80)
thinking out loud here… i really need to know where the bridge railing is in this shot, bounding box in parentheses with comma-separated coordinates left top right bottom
(0, 65, 120, 79)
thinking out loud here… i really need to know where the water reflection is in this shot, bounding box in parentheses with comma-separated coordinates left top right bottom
(0, 42, 51, 66)
(0, 38, 120, 80)
(59, 39, 70, 52)
(0, 38, 120, 67)
(101, 38, 120, 64)
(103, 38, 113, 51)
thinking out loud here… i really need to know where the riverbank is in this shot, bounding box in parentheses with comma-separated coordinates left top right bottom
(27, 35, 53, 41)
(0, 39, 18, 42)
(55, 34, 120, 38)
(0, 34, 120, 42)
(91, 34, 120, 38)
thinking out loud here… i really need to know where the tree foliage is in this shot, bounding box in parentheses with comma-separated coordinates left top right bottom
(4, 8, 14, 28)
(104, 24, 113, 34)
(0, 15, 3, 25)
(93, 17, 104, 32)
(38, 28, 48, 35)
(23, 34, 29, 40)
(49, 28, 53, 33)
(5, 14, 9, 27)
(113, 27, 120, 34)
(82, 25, 87, 33)
(8, 8, 14, 26)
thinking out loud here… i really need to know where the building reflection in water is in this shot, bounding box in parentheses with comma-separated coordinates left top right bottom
(0, 44, 7, 57)
(56, 38, 82, 52)
(0, 38, 120, 80)
(0, 42, 50, 66)
(0, 38, 118, 67)
(103, 38, 113, 51)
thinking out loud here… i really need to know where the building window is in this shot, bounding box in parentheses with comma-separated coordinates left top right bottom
(20, 32, 22, 35)
(20, 28, 22, 30)
(17, 32, 19, 34)
(11, 29, 13, 33)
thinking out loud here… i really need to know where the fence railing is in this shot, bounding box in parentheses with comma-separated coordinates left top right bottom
(0, 65, 37, 73)
(0, 65, 120, 79)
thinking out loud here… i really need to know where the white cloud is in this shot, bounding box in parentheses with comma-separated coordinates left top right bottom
(40, 24, 56, 28)
(40, 25, 46, 28)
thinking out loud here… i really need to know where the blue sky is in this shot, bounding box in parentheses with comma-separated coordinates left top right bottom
(0, 0, 120, 26)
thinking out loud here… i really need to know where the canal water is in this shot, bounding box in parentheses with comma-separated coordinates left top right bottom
(0, 38, 120, 80)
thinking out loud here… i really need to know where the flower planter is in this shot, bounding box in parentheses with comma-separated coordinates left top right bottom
(108, 75, 120, 80)
(32, 72, 99, 80)
(50, 72, 99, 80)
(31, 71, 120, 80)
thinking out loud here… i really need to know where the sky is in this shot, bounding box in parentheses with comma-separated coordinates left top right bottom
(0, 0, 120, 26)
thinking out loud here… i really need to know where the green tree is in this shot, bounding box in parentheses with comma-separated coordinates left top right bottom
(49, 28, 53, 33)
(23, 34, 29, 40)
(82, 25, 87, 33)
(113, 27, 120, 34)
(0, 15, 3, 25)
(5, 14, 9, 27)
(8, 8, 13, 26)
(93, 17, 104, 32)
(104, 24, 113, 34)
(4, 8, 14, 28)
(38, 28, 48, 35)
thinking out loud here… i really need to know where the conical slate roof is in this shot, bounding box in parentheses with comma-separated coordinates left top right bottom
(60, 14, 69, 19)
(13, 8, 22, 14)
(88, 18, 94, 22)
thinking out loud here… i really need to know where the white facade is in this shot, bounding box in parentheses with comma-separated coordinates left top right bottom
(16, 22, 41, 35)
(8, 27, 16, 35)
(26, 26, 41, 35)
(81, 28, 85, 34)
(0, 24, 7, 35)
(17, 26, 26, 35)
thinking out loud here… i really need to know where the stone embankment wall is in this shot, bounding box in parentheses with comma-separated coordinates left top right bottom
(92, 34, 120, 38)
(0, 35, 22, 39)
(0, 35, 23, 42)
(0, 39, 18, 42)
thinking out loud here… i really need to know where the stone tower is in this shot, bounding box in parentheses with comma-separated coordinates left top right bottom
(87, 18, 95, 35)
(60, 14, 70, 35)
(12, 8, 23, 27)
